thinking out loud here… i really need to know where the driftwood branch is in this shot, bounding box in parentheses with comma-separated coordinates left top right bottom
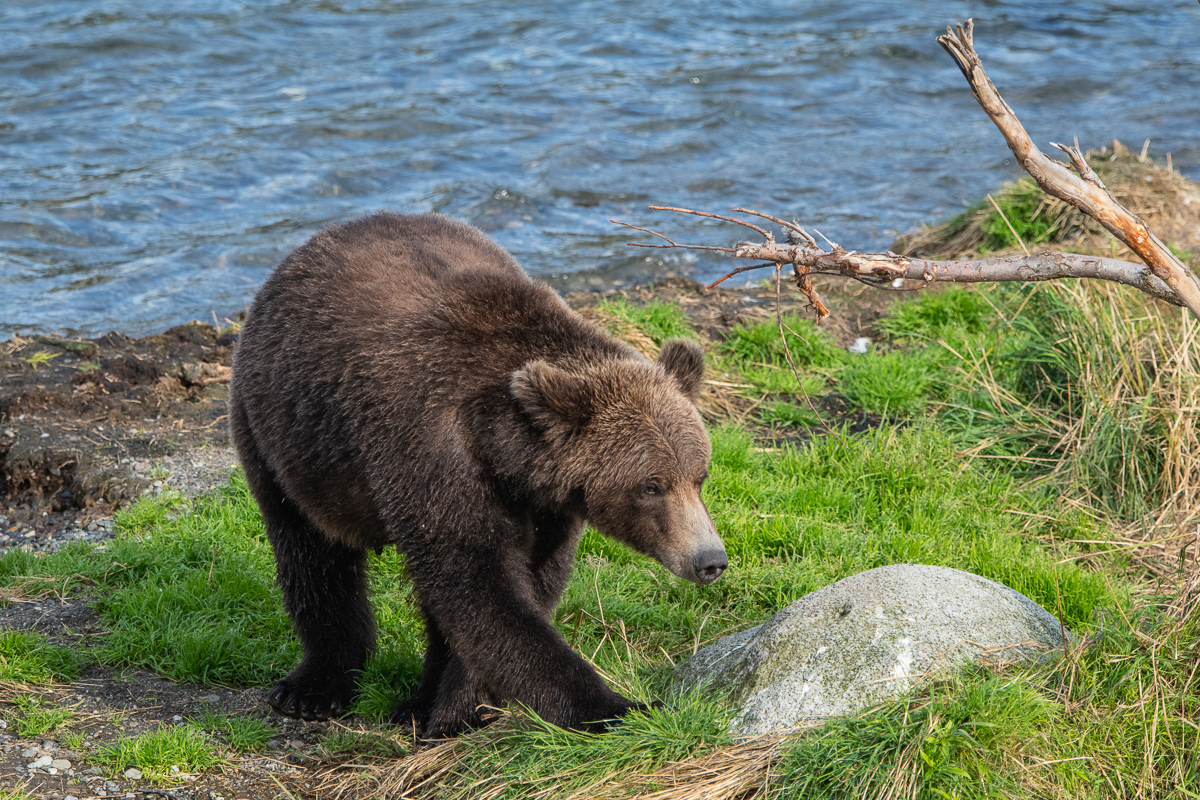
(937, 19, 1200, 315)
(614, 19, 1200, 319)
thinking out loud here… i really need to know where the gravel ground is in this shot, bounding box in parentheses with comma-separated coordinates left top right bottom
(0, 446, 240, 557)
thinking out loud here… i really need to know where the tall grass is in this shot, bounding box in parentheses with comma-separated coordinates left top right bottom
(912, 282, 1200, 526)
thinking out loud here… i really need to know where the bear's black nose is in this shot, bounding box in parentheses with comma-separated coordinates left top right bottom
(693, 550, 728, 584)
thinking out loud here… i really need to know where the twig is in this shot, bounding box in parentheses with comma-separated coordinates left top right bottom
(609, 219, 680, 246)
(610, 219, 735, 253)
(706, 263, 779, 289)
(648, 205, 772, 239)
(772, 266, 835, 436)
(731, 207, 818, 247)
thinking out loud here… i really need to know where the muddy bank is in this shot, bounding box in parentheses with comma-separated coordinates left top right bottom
(1, 320, 240, 552)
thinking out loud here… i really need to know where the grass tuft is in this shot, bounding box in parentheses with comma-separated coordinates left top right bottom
(194, 709, 275, 752)
(8, 694, 76, 738)
(0, 630, 84, 683)
(839, 350, 934, 416)
(93, 725, 222, 783)
(594, 297, 694, 346)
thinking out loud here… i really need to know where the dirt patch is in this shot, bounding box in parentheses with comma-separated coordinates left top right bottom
(0, 595, 339, 800)
(1, 321, 238, 553)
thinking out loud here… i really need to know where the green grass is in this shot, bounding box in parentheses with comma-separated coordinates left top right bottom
(936, 177, 1061, 255)
(714, 313, 846, 426)
(720, 314, 847, 370)
(1, 286, 1194, 796)
(7, 695, 76, 738)
(93, 725, 222, 783)
(440, 693, 734, 799)
(194, 709, 275, 752)
(320, 725, 410, 758)
(0, 630, 85, 683)
(876, 287, 994, 342)
(0, 484, 298, 687)
(595, 296, 694, 344)
(838, 350, 935, 416)
(774, 671, 1053, 798)
(979, 178, 1062, 252)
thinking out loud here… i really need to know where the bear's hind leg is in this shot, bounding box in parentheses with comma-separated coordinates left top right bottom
(235, 408, 375, 721)
(389, 604, 445, 732)
(266, 510, 375, 721)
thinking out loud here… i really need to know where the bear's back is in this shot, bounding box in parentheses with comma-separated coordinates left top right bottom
(232, 213, 635, 536)
(251, 213, 526, 327)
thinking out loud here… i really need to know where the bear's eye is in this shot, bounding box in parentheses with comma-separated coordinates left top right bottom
(641, 481, 662, 496)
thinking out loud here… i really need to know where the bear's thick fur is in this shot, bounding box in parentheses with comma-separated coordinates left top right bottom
(230, 213, 726, 737)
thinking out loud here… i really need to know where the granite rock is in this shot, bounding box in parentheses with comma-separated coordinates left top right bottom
(671, 564, 1070, 737)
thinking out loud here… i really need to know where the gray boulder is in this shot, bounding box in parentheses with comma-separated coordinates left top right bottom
(671, 564, 1069, 737)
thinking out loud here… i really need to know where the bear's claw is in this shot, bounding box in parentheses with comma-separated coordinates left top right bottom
(268, 677, 354, 721)
(389, 695, 432, 733)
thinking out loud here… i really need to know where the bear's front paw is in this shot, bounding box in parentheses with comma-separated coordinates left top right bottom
(389, 692, 433, 734)
(268, 670, 355, 721)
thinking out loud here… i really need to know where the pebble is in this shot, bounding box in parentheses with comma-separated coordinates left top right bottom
(29, 755, 52, 769)
(124, 767, 143, 780)
(52, 758, 72, 770)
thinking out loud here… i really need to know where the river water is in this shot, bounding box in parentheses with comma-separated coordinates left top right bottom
(2, 1, 1197, 337)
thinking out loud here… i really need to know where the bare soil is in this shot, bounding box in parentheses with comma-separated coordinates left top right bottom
(0, 277, 899, 800)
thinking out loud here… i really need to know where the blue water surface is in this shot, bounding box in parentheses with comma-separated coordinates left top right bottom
(1, 1, 1197, 336)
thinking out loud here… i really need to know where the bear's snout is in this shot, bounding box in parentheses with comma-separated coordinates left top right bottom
(666, 497, 727, 585)
(692, 549, 728, 584)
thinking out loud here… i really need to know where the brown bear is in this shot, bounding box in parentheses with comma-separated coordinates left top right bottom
(229, 212, 727, 738)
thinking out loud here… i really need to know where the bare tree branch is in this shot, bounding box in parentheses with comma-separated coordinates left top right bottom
(613, 19, 1200, 319)
(937, 19, 1200, 316)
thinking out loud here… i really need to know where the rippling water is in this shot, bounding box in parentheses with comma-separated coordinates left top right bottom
(2, 1, 1197, 337)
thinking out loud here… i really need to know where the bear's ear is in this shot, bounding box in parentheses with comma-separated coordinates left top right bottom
(657, 339, 705, 401)
(511, 360, 593, 431)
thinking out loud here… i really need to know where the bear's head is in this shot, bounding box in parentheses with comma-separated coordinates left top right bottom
(511, 339, 727, 585)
